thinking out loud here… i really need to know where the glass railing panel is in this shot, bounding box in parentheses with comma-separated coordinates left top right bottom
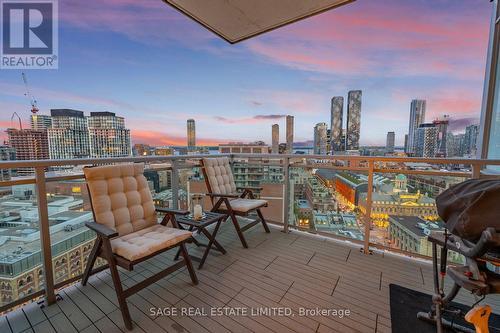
(232, 156, 285, 224)
(0, 182, 44, 310)
(177, 164, 199, 211)
(45, 160, 175, 294)
(143, 161, 175, 209)
(187, 157, 286, 224)
(45, 159, 177, 292)
(288, 162, 367, 243)
(2, 155, 498, 315)
(45, 172, 100, 285)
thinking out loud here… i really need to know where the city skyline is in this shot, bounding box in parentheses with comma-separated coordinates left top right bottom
(1, 0, 499, 327)
(0, 0, 490, 147)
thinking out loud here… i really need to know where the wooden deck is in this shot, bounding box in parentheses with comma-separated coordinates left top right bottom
(2, 220, 500, 333)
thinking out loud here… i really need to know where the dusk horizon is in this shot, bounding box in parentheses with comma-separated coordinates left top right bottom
(0, 0, 491, 147)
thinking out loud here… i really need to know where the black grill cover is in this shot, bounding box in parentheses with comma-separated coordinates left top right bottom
(436, 179, 500, 242)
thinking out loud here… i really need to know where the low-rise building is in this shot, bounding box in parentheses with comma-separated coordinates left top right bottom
(219, 142, 269, 154)
(305, 176, 336, 212)
(387, 216, 462, 262)
(220, 143, 282, 192)
(331, 172, 369, 208)
(133, 143, 153, 156)
(144, 169, 172, 193)
(359, 191, 438, 221)
(388, 216, 438, 255)
(295, 199, 312, 229)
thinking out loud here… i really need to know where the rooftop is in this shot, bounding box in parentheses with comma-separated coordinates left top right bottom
(335, 172, 365, 186)
(389, 216, 443, 238)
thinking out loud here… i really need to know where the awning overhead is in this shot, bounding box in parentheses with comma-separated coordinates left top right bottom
(162, 0, 355, 44)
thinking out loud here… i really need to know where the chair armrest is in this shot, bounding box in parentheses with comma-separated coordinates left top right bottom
(155, 207, 189, 215)
(206, 193, 239, 198)
(237, 186, 262, 191)
(85, 222, 118, 239)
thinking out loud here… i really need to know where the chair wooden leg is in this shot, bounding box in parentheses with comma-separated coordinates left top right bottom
(174, 247, 181, 261)
(180, 243, 199, 285)
(102, 240, 133, 330)
(82, 237, 101, 286)
(256, 209, 270, 233)
(229, 212, 248, 248)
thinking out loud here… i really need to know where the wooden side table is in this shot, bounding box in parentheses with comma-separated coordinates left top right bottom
(174, 211, 227, 269)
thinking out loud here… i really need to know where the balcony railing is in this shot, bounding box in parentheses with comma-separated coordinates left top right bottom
(0, 153, 499, 314)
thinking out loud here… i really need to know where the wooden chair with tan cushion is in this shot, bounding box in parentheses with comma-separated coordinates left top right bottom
(81, 163, 198, 330)
(201, 157, 270, 248)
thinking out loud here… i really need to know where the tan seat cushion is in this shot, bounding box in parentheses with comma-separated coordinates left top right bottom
(111, 224, 192, 261)
(84, 163, 156, 236)
(203, 157, 236, 194)
(221, 198, 267, 213)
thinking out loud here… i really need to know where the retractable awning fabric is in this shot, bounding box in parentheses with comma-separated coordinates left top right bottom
(162, 0, 355, 44)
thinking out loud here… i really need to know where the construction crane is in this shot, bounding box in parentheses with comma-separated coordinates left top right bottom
(21, 72, 39, 114)
(11, 112, 22, 130)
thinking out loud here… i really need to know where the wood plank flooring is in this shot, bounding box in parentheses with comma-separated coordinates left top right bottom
(2, 220, 499, 333)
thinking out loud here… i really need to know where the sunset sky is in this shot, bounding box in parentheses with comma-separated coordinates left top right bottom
(0, 0, 492, 146)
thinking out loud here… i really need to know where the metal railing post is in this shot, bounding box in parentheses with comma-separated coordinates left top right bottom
(171, 161, 179, 209)
(363, 160, 374, 254)
(283, 157, 290, 233)
(35, 167, 56, 305)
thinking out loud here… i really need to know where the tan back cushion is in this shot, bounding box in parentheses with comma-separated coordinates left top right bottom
(84, 163, 156, 236)
(203, 157, 236, 194)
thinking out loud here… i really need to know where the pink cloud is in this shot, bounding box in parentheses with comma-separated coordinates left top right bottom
(245, 0, 490, 80)
(132, 129, 224, 146)
(391, 86, 483, 120)
(247, 40, 374, 76)
(428, 91, 481, 119)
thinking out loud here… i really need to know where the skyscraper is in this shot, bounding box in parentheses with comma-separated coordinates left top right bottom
(415, 123, 438, 157)
(48, 109, 90, 159)
(432, 115, 449, 157)
(446, 132, 465, 157)
(286, 115, 294, 154)
(330, 96, 344, 153)
(407, 99, 426, 155)
(187, 119, 196, 149)
(386, 132, 395, 153)
(313, 122, 328, 155)
(464, 124, 479, 156)
(404, 134, 409, 153)
(30, 114, 52, 130)
(271, 124, 279, 154)
(88, 112, 131, 158)
(346, 90, 361, 150)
